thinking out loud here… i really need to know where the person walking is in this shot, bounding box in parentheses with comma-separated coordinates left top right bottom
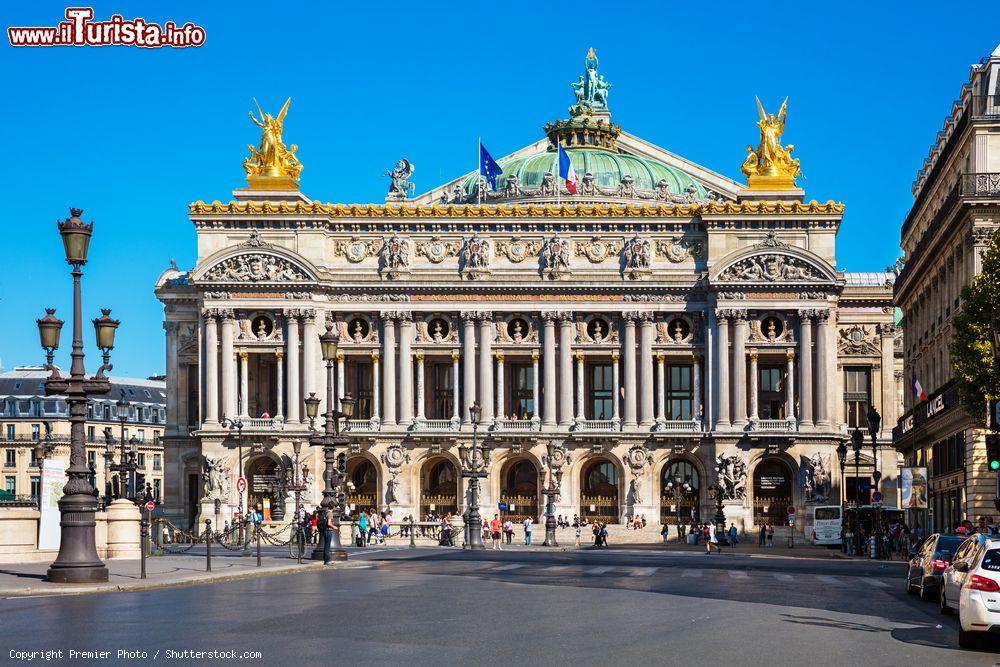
(766, 523, 774, 547)
(758, 523, 766, 546)
(661, 523, 670, 545)
(490, 514, 502, 550)
(317, 508, 332, 564)
(728, 523, 738, 547)
(523, 516, 533, 545)
(575, 522, 582, 548)
(503, 517, 513, 545)
(599, 523, 608, 547)
(358, 511, 369, 546)
(705, 522, 721, 555)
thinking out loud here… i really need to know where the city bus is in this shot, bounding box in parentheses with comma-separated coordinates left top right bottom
(811, 505, 842, 546)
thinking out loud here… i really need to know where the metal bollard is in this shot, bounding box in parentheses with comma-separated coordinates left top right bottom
(297, 527, 304, 565)
(409, 519, 416, 549)
(205, 519, 212, 572)
(140, 516, 148, 579)
(256, 525, 262, 567)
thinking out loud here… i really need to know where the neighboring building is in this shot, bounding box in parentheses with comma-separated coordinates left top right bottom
(0, 368, 166, 504)
(893, 43, 1000, 532)
(157, 50, 900, 535)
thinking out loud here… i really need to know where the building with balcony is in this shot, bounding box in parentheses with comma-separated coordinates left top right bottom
(0, 368, 166, 504)
(156, 50, 901, 534)
(893, 43, 1000, 532)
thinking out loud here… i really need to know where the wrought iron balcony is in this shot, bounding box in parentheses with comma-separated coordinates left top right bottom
(960, 172, 1000, 197)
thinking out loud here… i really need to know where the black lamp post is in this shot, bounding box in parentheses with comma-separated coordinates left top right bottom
(713, 483, 726, 542)
(867, 405, 883, 559)
(460, 402, 487, 550)
(305, 322, 354, 561)
(665, 473, 692, 529)
(102, 427, 114, 505)
(836, 440, 847, 551)
(38, 208, 118, 583)
(542, 444, 562, 547)
(32, 423, 56, 511)
(851, 427, 864, 556)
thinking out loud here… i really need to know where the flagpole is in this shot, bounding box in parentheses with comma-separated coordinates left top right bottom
(478, 136, 482, 207)
(555, 141, 560, 207)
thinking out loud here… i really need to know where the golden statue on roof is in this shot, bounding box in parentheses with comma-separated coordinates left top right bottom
(243, 97, 302, 190)
(741, 97, 800, 190)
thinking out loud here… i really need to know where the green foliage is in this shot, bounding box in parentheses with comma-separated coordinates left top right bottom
(949, 233, 1000, 421)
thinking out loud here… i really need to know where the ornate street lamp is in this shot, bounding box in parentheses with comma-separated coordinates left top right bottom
(665, 473, 692, 530)
(851, 426, 864, 556)
(220, 414, 248, 553)
(102, 427, 115, 504)
(38, 208, 117, 583)
(460, 402, 487, 550)
(542, 443, 562, 547)
(836, 440, 847, 552)
(867, 405, 883, 558)
(305, 322, 353, 561)
(712, 482, 727, 543)
(32, 423, 56, 511)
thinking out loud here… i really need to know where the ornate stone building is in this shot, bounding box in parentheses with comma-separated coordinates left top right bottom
(893, 43, 1000, 531)
(157, 51, 901, 536)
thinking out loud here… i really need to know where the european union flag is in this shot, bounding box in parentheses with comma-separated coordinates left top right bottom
(479, 142, 503, 191)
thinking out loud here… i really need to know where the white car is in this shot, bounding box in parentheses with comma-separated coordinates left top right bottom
(939, 533, 1000, 649)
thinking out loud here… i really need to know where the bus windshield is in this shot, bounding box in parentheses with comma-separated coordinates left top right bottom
(814, 507, 841, 521)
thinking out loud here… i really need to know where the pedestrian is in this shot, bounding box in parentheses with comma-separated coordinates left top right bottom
(593, 523, 601, 546)
(766, 523, 774, 547)
(661, 523, 670, 545)
(162, 523, 171, 544)
(758, 522, 766, 546)
(490, 514, 502, 550)
(600, 523, 608, 547)
(705, 522, 721, 555)
(523, 516, 533, 545)
(317, 508, 332, 564)
(728, 523, 738, 547)
(575, 522, 582, 548)
(358, 510, 369, 545)
(503, 517, 513, 544)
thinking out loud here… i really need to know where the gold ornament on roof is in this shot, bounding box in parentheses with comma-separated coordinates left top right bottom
(243, 97, 302, 190)
(741, 97, 801, 190)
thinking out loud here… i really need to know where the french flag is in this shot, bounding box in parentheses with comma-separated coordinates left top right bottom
(912, 375, 928, 402)
(558, 145, 577, 194)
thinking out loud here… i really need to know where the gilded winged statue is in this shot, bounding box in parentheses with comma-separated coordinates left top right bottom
(741, 97, 800, 186)
(243, 97, 303, 182)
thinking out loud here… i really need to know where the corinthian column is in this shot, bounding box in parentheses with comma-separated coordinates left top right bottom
(220, 310, 236, 420)
(495, 351, 505, 419)
(732, 311, 748, 426)
(692, 354, 702, 425)
(716, 311, 730, 428)
(531, 350, 540, 425)
(612, 351, 621, 426)
(656, 353, 666, 425)
(879, 323, 897, 433)
(371, 350, 381, 425)
(462, 312, 477, 425)
(815, 310, 830, 427)
(382, 313, 397, 426)
(623, 313, 638, 428)
(415, 351, 426, 422)
(275, 350, 285, 421)
(798, 310, 814, 427)
(575, 352, 585, 421)
(542, 313, 557, 427)
(285, 311, 300, 424)
(164, 322, 179, 434)
(639, 313, 655, 427)
(749, 351, 759, 421)
(479, 313, 494, 424)
(451, 350, 461, 425)
(785, 350, 796, 422)
(557, 312, 574, 427)
(398, 312, 414, 426)
(302, 311, 318, 423)
(238, 351, 249, 418)
(203, 310, 219, 425)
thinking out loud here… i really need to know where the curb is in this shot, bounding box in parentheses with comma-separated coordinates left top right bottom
(0, 561, 338, 598)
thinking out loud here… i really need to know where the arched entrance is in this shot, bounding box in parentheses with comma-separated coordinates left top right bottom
(499, 459, 539, 523)
(420, 457, 458, 518)
(247, 455, 284, 521)
(753, 458, 793, 526)
(581, 458, 619, 523)
(660, 460, 700, 525)
(346, 458, 378, 514)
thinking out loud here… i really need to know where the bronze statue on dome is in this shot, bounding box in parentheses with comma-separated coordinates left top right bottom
(741, 97, 801, 189)
(243, 97, 302, 189)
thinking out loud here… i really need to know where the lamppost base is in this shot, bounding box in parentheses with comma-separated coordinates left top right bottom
(47, 562, 109, 583)
(46, 493, 109, 583)
(542, 533, 559, 548)
(311, 548, 349, 561)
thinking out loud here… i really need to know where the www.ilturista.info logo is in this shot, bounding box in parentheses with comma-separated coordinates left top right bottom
(8, 7, 206, 48)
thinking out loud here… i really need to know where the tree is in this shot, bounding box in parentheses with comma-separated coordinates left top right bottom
(949, 232, 1000, 421)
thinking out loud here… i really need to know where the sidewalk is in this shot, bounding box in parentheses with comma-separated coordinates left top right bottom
(0, 554, 336, 597)
(600, 539, 853, 559)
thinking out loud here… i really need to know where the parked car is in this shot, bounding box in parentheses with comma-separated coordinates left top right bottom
(906, 533, 965, 602)
(939, 534, 1000, 649)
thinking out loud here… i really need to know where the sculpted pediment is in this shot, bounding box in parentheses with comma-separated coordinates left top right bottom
(192, 242, 318, 284)
(712, 248, 836, 284)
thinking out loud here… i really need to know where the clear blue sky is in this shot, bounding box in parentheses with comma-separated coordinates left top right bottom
(2, 1, 996, 378)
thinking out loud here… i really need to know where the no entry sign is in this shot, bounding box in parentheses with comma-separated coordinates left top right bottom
(145, 500, 155, 512)
(237, 477, 247, 493)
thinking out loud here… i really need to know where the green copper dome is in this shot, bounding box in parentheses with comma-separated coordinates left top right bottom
(462, 147, 707, 199)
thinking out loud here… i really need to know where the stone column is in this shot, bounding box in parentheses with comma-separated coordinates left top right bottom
(495, 351, 505, 419)
(575, 352, 585, 421)
(239, 351, 249, 418)
(382, 313, 397, 426)
(220, 310, 236, 421)
(815, 311, 830, 427)
(715, 311, 730, 428)
(285, 312, 300, 424)
(462, 312, 477, 425)
(314, 313, 327, 418)
(531, 350, 540, 424)
(612, 351, 621, 425)
(275, 350, 285, 421)
(371, 351, 381, 425)
(558, 312, 574, 427)
(415, 351, 426, 422)
(692, 354, 702, 425)
(479, 313, 494, 424)
(656, 353, 666, 425)
(749, 351, 759, 421)
(177, 359, 189, 430)
(451, 350, 461, 424)
(879, 323, 897, 433)
(798, 310, 814, 427)
(542, 313, 557, 427)
(336, 353, 345, 402)
(302, 311, 318, 423)
(164, 322, 179, 434)
(638, 313, 655, 427)
(623, 313, 638, 428)
(785, 350, 796, 422)
(732, 311, 749, 425)
(398, 313, 414, 426)
(203, 311, 219, 425)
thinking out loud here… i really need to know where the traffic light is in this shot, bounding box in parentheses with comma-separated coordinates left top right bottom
(986, 434, 1000, 471)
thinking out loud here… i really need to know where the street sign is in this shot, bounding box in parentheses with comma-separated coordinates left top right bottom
(859, 483, 872, 491)
(144, 500, 155, 512)
(236, 477, 247, 494)
(872, 491, 883, 503)
(786, 506, 796, 515)
(498, 502, 507, 511)
(872, 470, 882, 482)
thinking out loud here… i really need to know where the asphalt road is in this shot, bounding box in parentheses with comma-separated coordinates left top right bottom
(3, 548, 998, 666)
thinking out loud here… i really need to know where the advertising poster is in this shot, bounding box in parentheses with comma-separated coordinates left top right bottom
(900, 467, 928, 509)
(37, 461, 66, 550)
